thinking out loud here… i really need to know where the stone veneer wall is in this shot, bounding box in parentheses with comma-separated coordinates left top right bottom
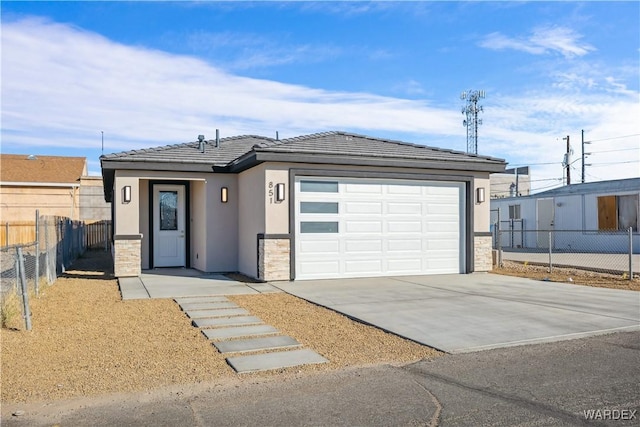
(113, 236, 142, 277)
(474, 234, 493, 272)
(258, 237, 290, 281)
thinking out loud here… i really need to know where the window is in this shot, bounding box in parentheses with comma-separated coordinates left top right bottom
(300, 181, 338, 193)
(598, 194, 638, 231)
(508, 204, 521, 220)
(300, 202, 339, 214)
(159, 191, 178, 230)
(300, 221, 339, 233)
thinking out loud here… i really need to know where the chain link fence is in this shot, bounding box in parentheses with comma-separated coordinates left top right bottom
(1, 214, 111, 330)
(495, 228, 638, 278)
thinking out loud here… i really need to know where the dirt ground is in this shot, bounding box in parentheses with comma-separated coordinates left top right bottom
(493, 260, 640, 291)
(1, 251, 439, 404)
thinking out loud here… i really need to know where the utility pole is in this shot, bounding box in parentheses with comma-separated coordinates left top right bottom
(563, 135, 571, 185)
(581, 129, 590, 183)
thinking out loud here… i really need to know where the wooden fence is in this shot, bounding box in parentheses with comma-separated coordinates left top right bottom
(1, 219, 112, 249)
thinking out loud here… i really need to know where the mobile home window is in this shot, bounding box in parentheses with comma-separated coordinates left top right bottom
(508, 204, 521, 220)
(597, 194, 638, 231)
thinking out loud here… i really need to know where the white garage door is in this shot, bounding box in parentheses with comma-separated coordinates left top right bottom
(295, 177, 465, 280)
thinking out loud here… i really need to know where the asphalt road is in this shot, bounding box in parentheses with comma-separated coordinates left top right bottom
(3, 331, 639, 426)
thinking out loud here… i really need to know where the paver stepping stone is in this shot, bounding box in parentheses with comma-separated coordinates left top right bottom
(175, 296, 229, 304)
(179, 302, 238, 310)
(202, 325, 279, 340)
(192, 316, 262, 328)
(226, 349, 329, 373)
(214, 336, 301, 354)
(185, 308, 249, 319)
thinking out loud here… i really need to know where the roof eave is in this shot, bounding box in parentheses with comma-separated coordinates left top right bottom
(227, 151, 506, 174)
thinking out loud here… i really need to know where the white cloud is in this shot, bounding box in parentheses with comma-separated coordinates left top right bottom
(1, 17, 637, 184)
(479, 26, 595, 58)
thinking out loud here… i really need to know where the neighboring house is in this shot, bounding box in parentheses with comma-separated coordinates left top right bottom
(490, 166, 531, 199)
(490, 178, 640, 252)
(0, 154, 111, 222)
(101, 131, 506, 280)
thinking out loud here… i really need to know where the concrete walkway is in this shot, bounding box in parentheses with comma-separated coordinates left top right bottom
(118, 269, 280, 300)
(277, 273, 640, 353)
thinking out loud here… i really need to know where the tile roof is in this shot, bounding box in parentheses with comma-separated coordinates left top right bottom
(253, 131, 501, 164)
(101, 131, 504, 168)
(1, 154, 87, 184)
(101, 135, 273, 167)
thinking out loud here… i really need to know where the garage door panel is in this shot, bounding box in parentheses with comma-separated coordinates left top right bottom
(298, 261, 340, 277)
(299, 239, 340, 254)
(387, 239, 422, 252)
(387, 185, 422, 195)
(345, 202, 382, 214)
(295, 177, 464, 280)
(387, 221, 422, 233)
(345, 259, 383, 274)
(345, 221, 382, 233)
(387, 258, 422, 272)
(345, 239, 383, 253)
(387, 202, 422, 214)
(344, 183, 383, 194)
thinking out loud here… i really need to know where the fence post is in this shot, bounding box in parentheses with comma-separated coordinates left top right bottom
(5, 222, 8, 247)
(17, 247, 32, 331)
(497, 229, 503, 267)
(34, 210, 40, 297)
(629, 227, 633, 281)
(548, 231, 553, 273)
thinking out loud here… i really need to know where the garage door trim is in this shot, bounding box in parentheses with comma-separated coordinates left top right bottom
(288, 168, 476, 280)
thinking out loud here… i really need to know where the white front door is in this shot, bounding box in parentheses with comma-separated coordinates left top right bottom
(536, 198, 555, 248)
(153, 184, 186, 267)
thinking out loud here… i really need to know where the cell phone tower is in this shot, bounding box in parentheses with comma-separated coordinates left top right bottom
(461, 90, 485, 155)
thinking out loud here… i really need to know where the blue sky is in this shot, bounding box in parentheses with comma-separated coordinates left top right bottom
(2, 1, 638, 193)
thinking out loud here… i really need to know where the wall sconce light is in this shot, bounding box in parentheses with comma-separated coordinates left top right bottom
(275, 183, 285, 202)
(123, 185, 131, 204)
(221, 187, 228, 203)
(476, 187, 485, 204)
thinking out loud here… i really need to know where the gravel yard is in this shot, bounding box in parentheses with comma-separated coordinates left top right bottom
(1, 251, 439, 404)
(492, 260, 640, 291)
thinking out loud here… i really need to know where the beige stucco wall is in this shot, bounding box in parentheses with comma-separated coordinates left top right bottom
(237, 164, 266, 277)
(190, 180, 207, 271)
(113, 173, 140, 235)
(473, 177, 491, 233)
(204, 174, 239, 272)
(264, 167, 290, 234)
(0, 185, 80, 222)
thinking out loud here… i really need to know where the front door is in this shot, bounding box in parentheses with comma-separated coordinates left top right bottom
(153, 184, 186, 267)
(536, 198, 555, 249)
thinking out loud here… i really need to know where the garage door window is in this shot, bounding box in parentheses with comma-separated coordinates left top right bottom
(300, 221, 339, 233)
(300, 181, 338, 193)
(300, 202, 339, 214)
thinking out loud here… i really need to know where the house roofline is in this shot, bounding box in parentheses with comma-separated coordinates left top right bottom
(0, 181, 81, 188)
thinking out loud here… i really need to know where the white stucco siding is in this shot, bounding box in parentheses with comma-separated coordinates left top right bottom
(190, 180, 207, 271)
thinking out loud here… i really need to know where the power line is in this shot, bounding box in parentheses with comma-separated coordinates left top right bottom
(588, 147, 639, 154)
(588, 160, 640, 167)
(584, 133, 640, 143)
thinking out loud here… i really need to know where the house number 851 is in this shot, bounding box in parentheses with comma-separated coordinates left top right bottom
(268, 181, 274, 204)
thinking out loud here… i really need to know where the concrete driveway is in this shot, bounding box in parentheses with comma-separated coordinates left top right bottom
(277, 274, 640, 353)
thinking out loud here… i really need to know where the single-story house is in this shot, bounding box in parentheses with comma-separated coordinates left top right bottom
(490, 177, 640, 253)
(0, 154, 111, 222)
(101, 131, 506, 281)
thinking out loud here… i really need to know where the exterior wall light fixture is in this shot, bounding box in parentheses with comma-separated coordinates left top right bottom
(276, 183, 286, 202)
(123, 186, 131, 204)
(221, 187, 228, 203)
(476, 187, 485, 204)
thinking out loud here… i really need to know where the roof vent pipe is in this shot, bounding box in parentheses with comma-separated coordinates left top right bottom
(198, 134, 205, 153)
(276, 131, 279, 141)
(215, 129, 220, 148)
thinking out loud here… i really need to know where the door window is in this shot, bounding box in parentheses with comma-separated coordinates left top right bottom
(159, 191, 178, 230)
